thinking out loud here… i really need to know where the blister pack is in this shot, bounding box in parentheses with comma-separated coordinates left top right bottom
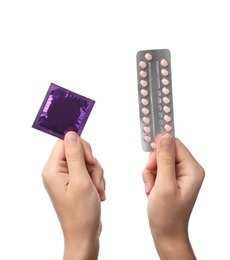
(32, 83, 95, 139)
(136, 49, 175, 152)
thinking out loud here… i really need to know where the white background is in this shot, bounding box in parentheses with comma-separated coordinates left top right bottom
(0, 1, 229, 259)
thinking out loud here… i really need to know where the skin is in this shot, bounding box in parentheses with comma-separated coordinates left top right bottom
(42, 132, 204, 259)
(42, 131, 105, 260)
(142, 134, 205, 260)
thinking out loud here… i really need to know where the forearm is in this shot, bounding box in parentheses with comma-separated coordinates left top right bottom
(153, 234, 196, 260)
(63, 238, 99, 260)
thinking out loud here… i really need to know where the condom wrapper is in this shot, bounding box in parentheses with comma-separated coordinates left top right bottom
(32, 83, 95, 139)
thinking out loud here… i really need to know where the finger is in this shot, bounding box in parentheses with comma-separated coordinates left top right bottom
(81, 138, 95, 165)
(89, 158, 106, 201)
(142, 152, 157, 195)
(155, 134, 177, 188)
(145, 151, 157, 171)
(175, 138, 205, 184)
(80, 138, 106, 200)
(64, 131, 89, 183)
(175, 138, 199, 164)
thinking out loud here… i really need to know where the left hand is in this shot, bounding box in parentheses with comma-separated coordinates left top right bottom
(42, 131, 105, 259)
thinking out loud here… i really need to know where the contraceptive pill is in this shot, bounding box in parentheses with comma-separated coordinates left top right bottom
(136, 49, 175, 152)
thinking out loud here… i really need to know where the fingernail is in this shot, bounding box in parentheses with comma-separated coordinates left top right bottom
(99, 179, 106, 201)
(144, 183, 149, 194)
(101, 190, 106, 201)
(100, 179, 105, 191)
(160, 134, 173, 148)
(65, 131, 79, 144)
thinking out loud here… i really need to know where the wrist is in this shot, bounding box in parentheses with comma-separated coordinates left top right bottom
(153, 233, 196, 260)
(63, 237, 99, 260)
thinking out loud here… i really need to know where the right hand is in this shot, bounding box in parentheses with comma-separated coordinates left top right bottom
(142, 135, 205, 259)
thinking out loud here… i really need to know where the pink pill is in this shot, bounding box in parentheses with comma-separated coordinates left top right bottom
(140, 70, 147, 78)
(162, 78, 169, 86)
(145, 53, 153, 61)
(144, 135, 151, 143)
(162, 87, 170, 95)
(140, 80, 148, 87)
(144, 126, 151, 134)
(164, 115, 171, 122)
(161, 69, 169, 76)
(163, 106, 171, 113)
(141, 98, 149, 105)
(161, 59, 168, 67)
(139, 61, 147, 68)
(142, 107, 149, 115)
(141, 89, 148, 96)
(151, 142, 157, 150)
(142, 117, 150, 124)
(164, 124, 172, 132)
(163, 97, 170, 104)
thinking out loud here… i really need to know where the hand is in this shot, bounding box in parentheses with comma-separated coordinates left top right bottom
(42, 131, 105, 260)
(142, 135, 205, 260)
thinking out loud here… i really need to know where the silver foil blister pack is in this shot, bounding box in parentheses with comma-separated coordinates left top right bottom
(136, 49, 175, 152)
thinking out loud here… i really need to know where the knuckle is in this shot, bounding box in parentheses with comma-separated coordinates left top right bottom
(66, 149, 79, 162)
(159, 154, 174, 166)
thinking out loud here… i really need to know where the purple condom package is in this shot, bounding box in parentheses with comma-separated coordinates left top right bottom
(32, 83, 95, 139)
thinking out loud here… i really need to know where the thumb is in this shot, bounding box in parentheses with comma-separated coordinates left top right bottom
(64, 131, 87, 182)
(155, 134, 176, 187)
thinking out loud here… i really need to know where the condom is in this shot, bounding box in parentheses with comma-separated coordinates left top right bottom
(32, 83, 95, 139)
